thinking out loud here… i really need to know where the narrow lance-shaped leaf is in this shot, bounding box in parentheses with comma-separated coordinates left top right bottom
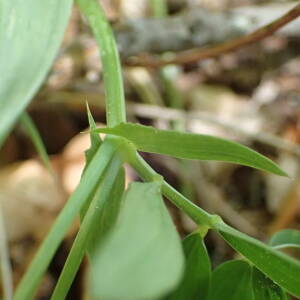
(0, 0, 72, 147)
(84, 103, 102, 166)
(269, 229, 300, 250)
(215, 222, 300, 298)
(166, 232, 211, 300)
(14, 140, 117, 300)
(51, 156, 123, 300)
(96, 123, 287, 176)
(91, 182, 184, 300)
(207, 260, 253, 300)
(20, 113, 53, 174)
(252, 267, 290, 300)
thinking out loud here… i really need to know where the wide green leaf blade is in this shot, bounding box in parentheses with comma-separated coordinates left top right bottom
(96, 123, 287, 176)
(207, 260, 253, 300)
(252, 268, 289, 300)
(167, 232, 211, 300)
(0, 0, 72, 147)
(216, 223, 300, 298)
(269, 229, 300, 250)
(91, 182, 184, 300)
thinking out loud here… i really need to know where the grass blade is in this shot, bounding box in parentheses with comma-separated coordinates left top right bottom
(96, 123, 287, 176)
(51, 156, 123, 300)
(14, 140, 116, 300)
(20, 112, 53, 174)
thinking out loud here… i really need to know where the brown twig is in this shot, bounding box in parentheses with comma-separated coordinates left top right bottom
(126, 3, 300, 67)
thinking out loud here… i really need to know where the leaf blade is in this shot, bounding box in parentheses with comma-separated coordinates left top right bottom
(91, 182, 184, 300)
(14, 140, 116, 300)
(96, 123, 287, 176)
(0, 0, 72, 147)
(252, 268, 289, 300)
(207, 260, 253, 300)
(216, 223, 300, 298)
(167, 232, 211, 300)
(20, 113, 53, 174)
(269, 229, 300, 250)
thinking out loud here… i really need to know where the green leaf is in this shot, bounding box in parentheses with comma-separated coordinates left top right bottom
(207, 260, 253, 300)
(88, 166, 125, 253)
(0, 0, 72, 147)
(167, 232, 211, 300)
(252, 268, 289, 300)
(14, 140, 117, 300)
(96, 123, 287, 176)
(216, 222, 300, 298)
(51, 156, 123, 300)
(20, 112, 53, 174)
(84, 103, 102, 166)
(269, 229, 300, 250)
(91, 182, 184, 300)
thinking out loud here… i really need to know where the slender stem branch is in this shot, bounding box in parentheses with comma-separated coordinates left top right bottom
(0, 204, 13, 300)
(14, 140, 116, 300)
(127, 3, 300, 67)
(127, 150, 221, 227)
(150, 0, 168, 18)
(51, 155, 122, 300)
(76, 0, 126, 126)
(20, 112, 54, 175)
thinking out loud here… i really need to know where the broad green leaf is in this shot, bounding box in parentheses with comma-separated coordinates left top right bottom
(96, 123, 287, 176)
(252, 268, 289, 300)
(0, 0, 72, 147)
(207, 260, 253, 300)
(167, 232, 211, 300)
(269, 229, 300, 250)
(14, 140, 116, 300)
(91, 182, 184, 300)
(20, 113, 53, 174)
(216, 222, 300, 298)
(51, 156, 123, 300)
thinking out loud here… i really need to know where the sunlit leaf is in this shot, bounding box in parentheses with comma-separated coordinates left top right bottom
(269, 229, 300, 250)
(96, 123, 287, 176)
(216, 223, 300, 298)
(252, 268, 289, 300)
(207, 260, 253, 300)
(167, 232, 211, 300)
(91, 182, 184, 300)
(0, 0, 72, 147)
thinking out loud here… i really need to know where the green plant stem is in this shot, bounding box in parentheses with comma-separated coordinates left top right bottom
(76, 0, 126, 127)
(20, 112, 54, 174)
(127, 150, 221, 227)
(14, 140, 117, 300)
(150, 0, 168, 18)
(51, 155, 122, 300)
(0, 203, 13, 300)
